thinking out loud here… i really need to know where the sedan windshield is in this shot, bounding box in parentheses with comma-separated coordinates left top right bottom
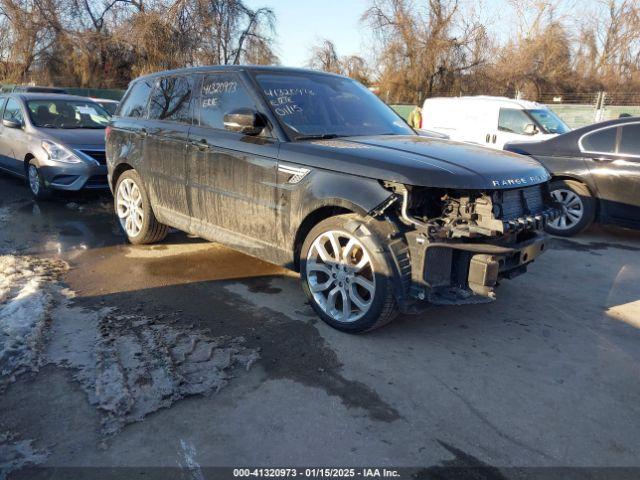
(27, 99, 110, 129)
(254, 73, 414, 139)
(527, 109, 570, 134)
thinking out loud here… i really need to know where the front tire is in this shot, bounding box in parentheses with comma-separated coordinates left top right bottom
(300, 214, 398, 333)
(546, 179, 596, 237)
(115, 170, 169, 245)
(27, 161, 52, 200)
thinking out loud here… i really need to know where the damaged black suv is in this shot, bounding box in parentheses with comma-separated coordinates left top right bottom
(107, 66, 560, 333)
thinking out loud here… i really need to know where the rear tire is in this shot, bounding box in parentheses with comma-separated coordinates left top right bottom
(545, 179, 596, 237)
(27, 161, 52, 200)
(115, 170, 169, 245)
(300, 214, 398, 333)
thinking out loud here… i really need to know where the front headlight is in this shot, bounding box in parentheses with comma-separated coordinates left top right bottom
(41, 140, 82, 164)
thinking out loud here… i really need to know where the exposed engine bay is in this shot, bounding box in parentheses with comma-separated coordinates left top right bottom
(375, 182, 562, 310)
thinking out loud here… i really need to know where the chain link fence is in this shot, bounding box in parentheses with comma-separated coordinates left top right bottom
(391, 92, 640, 128)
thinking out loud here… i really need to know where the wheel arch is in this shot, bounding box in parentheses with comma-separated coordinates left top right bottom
(23, 153, 36, 175)
(292, 204, 356, 271)
(110, 162, 134, 192)
(550, 174, 601, 217)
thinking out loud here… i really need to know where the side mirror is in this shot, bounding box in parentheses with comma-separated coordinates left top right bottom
(2, 118, 21, 129)
(223, 108, 265, 136)
(523, 123, 537, 135)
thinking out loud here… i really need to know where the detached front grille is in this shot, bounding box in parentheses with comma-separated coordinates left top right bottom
(80, 149, 106, 165)
(499, 185, 545, 220)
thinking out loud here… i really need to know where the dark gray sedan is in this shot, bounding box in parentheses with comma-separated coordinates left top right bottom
(0, 93, 110, 199)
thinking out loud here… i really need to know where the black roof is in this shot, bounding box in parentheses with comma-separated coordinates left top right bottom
(506, 116, 640, 156)
(133, 65, 345, 83)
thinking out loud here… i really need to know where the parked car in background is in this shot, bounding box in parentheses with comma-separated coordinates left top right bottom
(421, 96, 570, 149)
(91, 98, 119, 115)
(0, 93, 111, 199)
(107, 66, 560, 333)
(505, 117, 640, 236)
(12, 86, 69, 94)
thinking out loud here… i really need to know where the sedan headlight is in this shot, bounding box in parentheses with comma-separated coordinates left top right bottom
(41, 140, 82, 164)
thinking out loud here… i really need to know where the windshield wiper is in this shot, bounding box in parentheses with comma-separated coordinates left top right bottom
(295, 133, 342, 141)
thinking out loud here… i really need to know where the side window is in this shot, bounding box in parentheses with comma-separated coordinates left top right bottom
(618, 124, 640, 156)
(198, 73, 258, 130)
(581, 127, 617, 153)
(0, 97, 6, 117)
(148, 76, 194, 124)
(3, 98, 23, 124)
(498, 108, 533, 134)
(119, 79, 154, 118)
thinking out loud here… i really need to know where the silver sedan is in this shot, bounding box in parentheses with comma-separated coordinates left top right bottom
(0, 93, 110, 199)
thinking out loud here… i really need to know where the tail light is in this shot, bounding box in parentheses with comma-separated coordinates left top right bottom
(105, 126, 112, 140)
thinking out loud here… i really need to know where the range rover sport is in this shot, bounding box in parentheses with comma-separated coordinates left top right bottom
(106, 66, 560, 333)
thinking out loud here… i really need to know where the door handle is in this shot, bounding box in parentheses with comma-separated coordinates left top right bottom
(592, 157, 613, 162)
(134, 128, 147, 138)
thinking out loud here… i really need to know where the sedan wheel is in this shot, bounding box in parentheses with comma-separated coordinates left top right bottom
(549, 188, 584, 231)
(28, 165, 40, 195)
(27, 161, 51, 200)
(306, 230, 376, 323)
(545, 179, 596, 237)
(116, 178, 144, 238)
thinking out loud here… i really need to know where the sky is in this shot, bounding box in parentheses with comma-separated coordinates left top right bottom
(244, 0, 600, 68)
(245, 0, 372, 67)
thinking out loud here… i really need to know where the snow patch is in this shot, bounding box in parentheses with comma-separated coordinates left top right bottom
(0, 431, 48, 480)
(177, 439, 205, 480)
(0, 255, 67, 386)
(47, 305, 259, 435)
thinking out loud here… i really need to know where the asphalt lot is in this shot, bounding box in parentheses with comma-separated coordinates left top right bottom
(0, 173, 639, 478)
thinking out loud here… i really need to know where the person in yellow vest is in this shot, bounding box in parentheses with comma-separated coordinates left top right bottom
(407, 104, 422, 129)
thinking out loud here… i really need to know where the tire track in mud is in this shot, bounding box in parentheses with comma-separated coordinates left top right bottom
(47, 304, 259, 436)
(1, 252, 260, 439)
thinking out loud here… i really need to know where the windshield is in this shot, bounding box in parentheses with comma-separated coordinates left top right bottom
(527, 109, 570, 134)
(27, 99, 110, 129)
(254, 73, 414, 139)
(97, 101, 118, 116)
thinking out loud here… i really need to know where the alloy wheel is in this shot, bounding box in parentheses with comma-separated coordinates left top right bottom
(306, 230, 376, 323)
(28, 164, 40, 195)
(549, 188, 584, 230)
(116, 178, 144, 238)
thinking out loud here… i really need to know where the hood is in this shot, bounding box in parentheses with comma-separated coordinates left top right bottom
(279, 135, 550, 190)
(35, 128, 106, 149)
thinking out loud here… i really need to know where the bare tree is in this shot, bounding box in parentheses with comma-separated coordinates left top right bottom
(362, 0, 489, 102)
(0, 0, 277, 87)
(307, 38, 341, 73)
(195, 0, 275, 65)
(574, 0, 640, 91)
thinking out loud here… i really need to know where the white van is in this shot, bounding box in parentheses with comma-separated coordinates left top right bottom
(420, 96, 570, 149)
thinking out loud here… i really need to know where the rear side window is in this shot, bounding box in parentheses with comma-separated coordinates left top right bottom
(119, 79, 154, 118)
(148, 76, 194, 124)
(581, 127, 617, 153)
(618, 124, 640, 156)
(3, 98, 23, 123)
(498, 108, 532, 134)
(197, 73, 258, 130)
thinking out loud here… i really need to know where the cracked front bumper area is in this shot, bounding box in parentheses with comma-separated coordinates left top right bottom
(405, 231, 548, 306)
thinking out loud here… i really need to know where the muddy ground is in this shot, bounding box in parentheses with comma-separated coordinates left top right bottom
(0, 173, 639, 479)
